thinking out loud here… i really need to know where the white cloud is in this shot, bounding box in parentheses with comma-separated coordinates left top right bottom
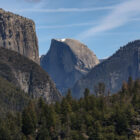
(12, 6, 114, 13)
(77, 0, 140, 40)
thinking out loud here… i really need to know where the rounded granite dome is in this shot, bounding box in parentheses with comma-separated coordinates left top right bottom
(41, 38, 99, 94)
(52, 38, 99, 70)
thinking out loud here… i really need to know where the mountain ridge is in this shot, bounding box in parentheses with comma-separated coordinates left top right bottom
(72, 40, 140, 98)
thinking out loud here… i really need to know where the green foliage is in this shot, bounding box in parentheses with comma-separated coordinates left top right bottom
(94, 82, 106, 96)
(22, 101, 37, 136)
(0, 76, 30, 114)
(0, 79, 139, 139)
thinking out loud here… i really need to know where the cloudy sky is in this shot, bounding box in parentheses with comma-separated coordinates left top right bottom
(1, 0, 140, 58)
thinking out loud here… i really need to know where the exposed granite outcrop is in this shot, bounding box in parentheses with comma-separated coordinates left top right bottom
(72, 40, 140, 98)
(0, 8, 39, 64)
(0, 47, 61, 103)
(40, 38, 99, 94)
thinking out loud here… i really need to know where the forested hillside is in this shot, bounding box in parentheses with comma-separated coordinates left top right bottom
(0, 76, 30, 114)
(0, 47, 61, 103)
(0, 77, 140, 140)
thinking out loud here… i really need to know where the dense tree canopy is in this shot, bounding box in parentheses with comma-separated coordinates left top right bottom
(0, 78, 140, 140)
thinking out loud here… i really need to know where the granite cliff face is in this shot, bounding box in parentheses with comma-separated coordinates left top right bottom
(0, 47, 61, 103)
(0, 8, 39, 64)
(72, 40, 140, 98)
(40, 38, 99, 94)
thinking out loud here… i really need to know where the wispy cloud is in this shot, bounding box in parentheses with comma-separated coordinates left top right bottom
(24, 0, 41, 3)
(37, 17, 140, 30)
(37, 22, 96, 29)
(77, 0, 140, 40)
(12, 6, 114, 13)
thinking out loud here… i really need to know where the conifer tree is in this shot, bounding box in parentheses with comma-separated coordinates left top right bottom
(22, 102, 37, 136)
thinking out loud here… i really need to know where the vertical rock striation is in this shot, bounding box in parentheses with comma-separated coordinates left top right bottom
(0, 8, 39, 64)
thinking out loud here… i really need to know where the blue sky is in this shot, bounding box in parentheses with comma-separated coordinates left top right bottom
(1, 0, 140, 59)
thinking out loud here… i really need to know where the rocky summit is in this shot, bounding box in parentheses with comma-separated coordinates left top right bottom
(0, 47, 61, 103)
(72, 40, 140, 98)
(40, 38, 99, 94)
(0, 8, 39, 64)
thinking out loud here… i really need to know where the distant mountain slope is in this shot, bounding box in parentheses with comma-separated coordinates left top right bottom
(99, 58, 107, 63)
(0, 8, 39, 64)
(0, 47, 61, 103)
(40, 38, 99, 94)
(72, 40, 140, 98)
(0, 76, 30, 114)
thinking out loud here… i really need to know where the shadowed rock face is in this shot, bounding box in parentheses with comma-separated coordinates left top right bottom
(72, 40, 140, 98)
(0, 8, 39, 64)
(0, 47, 61, 103)
(40, 38, 99, 94)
